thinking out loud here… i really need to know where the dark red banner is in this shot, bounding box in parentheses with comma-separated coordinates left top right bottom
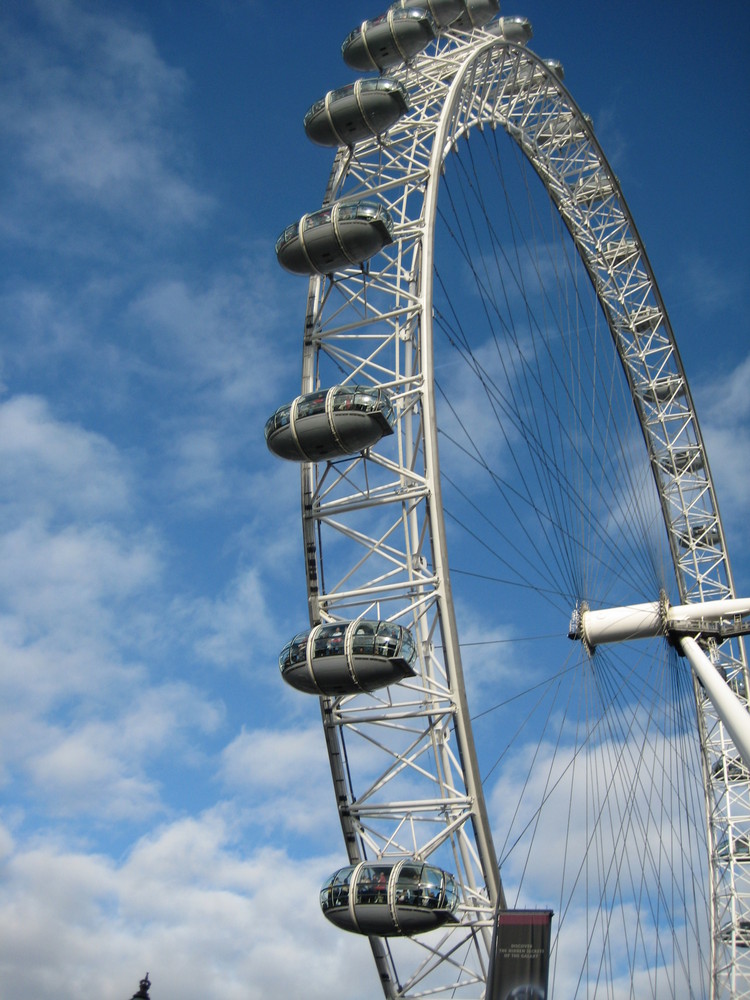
(486, 909, 553, 1000)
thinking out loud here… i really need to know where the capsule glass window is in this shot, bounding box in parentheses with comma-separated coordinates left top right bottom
(315, 623, 346, 658)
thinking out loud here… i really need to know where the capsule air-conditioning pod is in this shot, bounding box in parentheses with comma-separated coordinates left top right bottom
(279, 620, 417, 695)
(320, 859, 459, 936)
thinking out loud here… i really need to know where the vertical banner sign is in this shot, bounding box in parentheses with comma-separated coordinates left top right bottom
(486, 909, 553, 1000)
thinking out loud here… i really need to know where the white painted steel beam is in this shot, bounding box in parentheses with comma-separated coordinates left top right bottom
(580, 601, 663, 646)
(577, 596, 750, 648)
(670, 597, 750, 623)
(680, 636, 750, 770)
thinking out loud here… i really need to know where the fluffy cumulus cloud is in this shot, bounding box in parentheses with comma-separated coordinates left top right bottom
(186, 566, 282, 669)
(0, 395, 131, 520)
(0, 389, 338, 995)
(125, 266, 299, 512)
(219, 726, 337, 838)
(485, 705, 709, 997)
(24, 683, 224, 820)
(0, 397, 158, 740)
(0, 811, 379, 1000)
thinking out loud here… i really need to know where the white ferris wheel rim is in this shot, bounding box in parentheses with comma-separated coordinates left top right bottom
(278, 18, 749, 1000)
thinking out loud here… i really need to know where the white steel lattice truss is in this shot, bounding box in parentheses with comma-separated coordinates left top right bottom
(285, 23, 749, 1000)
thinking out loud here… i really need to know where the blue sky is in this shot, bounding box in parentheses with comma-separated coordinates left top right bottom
(0, 1, 748, 998)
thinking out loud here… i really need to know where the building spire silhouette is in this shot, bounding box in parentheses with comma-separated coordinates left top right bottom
(130, 973, 151, 999)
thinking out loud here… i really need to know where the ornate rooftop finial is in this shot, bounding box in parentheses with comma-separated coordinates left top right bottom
(131, 973, 151, 999)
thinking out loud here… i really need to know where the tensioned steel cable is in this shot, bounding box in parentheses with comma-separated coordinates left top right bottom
(432, 131, 668, 608)
(427, 105, 706, 997)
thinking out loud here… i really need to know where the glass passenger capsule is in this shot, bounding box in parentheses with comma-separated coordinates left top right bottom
(389, 0, 463, 29)
(677, 521, 720, 549)
(265, 385, 396, 463)
(304, 79, 410, 148)
(485, 13, 531, 41)
(543, 58, 564, 79)
(451, 0, 500, 30)
(390, 0, 464, 28)
(390, 0, 498, 30)
(716, 833, 750, 861)
(535, 110, 589, 149)
(721, 918, 750, 948)
(600, 238, 637, 266)
(667, 448, 704, 475)
(501, 59, 563, 96)
(342, 8, 435, 71)
(275, 201, 394, 276)
(712, 756, 747, 782)
(320, 859, 459, 936)
(641, 376, 685, 405)
(279, 619, 418, 695)
(571, 172, 616, 206)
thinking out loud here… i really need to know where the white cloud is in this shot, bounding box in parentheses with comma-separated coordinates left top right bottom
(0, 395, 131, 521)
(170, 427, 229, 507)
(0, 394, 227, 825)
(588, 101, 628, 173)
(23, 683, 223, 820)
(130, 268, 289, 408)
(0, 395, 160, 716)
(0, 519, 159, 628)
(0, 0, 211, 230)
(0, 811, 378, 1000)
(27, 727, 163, 820)
(181, 565, 282, 670)
(219, 726, 338, 839)
(0, 264, 304, 516)
(436, 333, 524, 482)
(0, 286, 88, 365)
(673, 250, 742, 316)
(693, 352, 750, 561)
(486, 708, 708, 996)
(118, 263, 304, 512)
(454, 606, 519, 706)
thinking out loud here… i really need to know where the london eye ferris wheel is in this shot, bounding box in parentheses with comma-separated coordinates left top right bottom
(264, 2, 750, 997)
